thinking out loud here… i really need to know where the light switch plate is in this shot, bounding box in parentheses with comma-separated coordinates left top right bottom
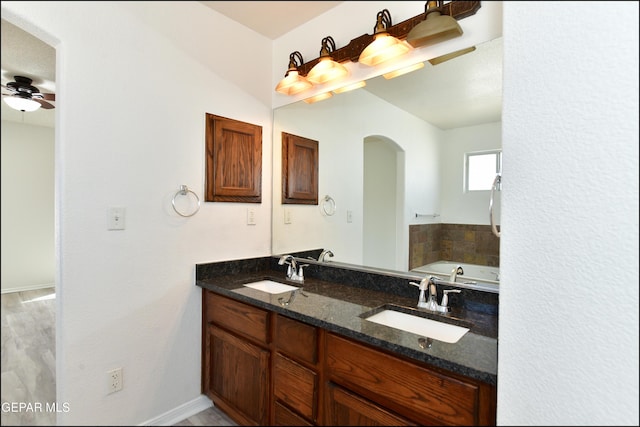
(108, 207, 126, 230)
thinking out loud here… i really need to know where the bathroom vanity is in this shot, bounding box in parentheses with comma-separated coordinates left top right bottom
(196, 256, 498, 426)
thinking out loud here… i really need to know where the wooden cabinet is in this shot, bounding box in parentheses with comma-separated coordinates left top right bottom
(272, 314, 320, 425)
(325, 333, 496, 426)
(325, 383, 417, 426)
(201, 290, 496, 426)
(202, 292, 270, 426)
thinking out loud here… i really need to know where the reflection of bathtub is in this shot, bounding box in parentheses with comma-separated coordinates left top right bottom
(412, 261, 499, 285)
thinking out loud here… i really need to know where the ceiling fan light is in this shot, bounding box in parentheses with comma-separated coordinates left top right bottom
(406, 2, 463, 49)
(3, 96, 41, 112)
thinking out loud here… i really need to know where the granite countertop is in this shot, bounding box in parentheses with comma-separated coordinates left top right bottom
(197, 269, 498, 386)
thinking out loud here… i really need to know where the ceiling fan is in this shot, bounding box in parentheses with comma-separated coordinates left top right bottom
(2, 75, 55, 112)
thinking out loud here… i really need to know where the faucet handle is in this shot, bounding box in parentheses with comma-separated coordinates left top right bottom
(297, 264, 309, 279)
(441, 289, 462, 310)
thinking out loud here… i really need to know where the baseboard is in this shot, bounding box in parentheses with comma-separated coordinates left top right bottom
(139, 394, 213, 426)
(1, 283, 55, 294)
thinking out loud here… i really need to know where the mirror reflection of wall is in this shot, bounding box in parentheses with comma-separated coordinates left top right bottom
(272, 37, 502, 275)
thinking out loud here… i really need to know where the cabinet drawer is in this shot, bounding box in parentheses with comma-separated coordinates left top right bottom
(326, 382, 417, 426)
(205, 291, 269, 344)
(274, 314, 318, 364)
(326, 333, 481, 426)
(273, 353, 317, 421)
(274, 401, 314, 426)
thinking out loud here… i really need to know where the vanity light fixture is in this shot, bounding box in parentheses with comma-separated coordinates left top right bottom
(358, 9, 411, 67)
(306, 36, 349, 85)
(275, 51, 313, 96)
(332, 80, 366, 94)
(3, 95, 41, 112)
(303, 91, 333, 104)
(383, 62, 425, 80)
(406, 1, 463, 49)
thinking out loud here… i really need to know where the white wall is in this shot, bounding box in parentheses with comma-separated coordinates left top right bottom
(1, 121, 55, 292)
(499, 2, 638, 425)
(2, 1, 272, 425)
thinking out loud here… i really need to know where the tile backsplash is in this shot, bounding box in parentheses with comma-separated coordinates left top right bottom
(409, 224, 500, 270)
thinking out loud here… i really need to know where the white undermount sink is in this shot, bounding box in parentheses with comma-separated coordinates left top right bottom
(243, 280, 299, 294)
(363, 308, 470, 344)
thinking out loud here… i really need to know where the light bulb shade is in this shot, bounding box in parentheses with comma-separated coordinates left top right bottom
(383, 62, 425, 80)
(275, 70, 313, 95)
(275, 51, 313, 95)
(358, 33, 410, 67)
(307, 57, 349, 84)
(406, 6, 463, 48)
(332, 80, 366, 94)
(3, 95, 41, 112)
(303, 92, 333, 104)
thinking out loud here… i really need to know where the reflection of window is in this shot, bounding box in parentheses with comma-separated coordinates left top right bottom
(466, 150, 502, 191)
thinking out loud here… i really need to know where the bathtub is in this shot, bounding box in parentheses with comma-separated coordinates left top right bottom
(411, 261, 500, 285)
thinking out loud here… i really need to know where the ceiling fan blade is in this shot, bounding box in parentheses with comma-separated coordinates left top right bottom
(42, 93, 56, 101)
(34, 98, 55, 109)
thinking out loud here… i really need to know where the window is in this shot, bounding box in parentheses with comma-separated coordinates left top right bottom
(466, 150, 501, 191)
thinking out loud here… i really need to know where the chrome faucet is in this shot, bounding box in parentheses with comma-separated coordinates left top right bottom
(278, 255, 306, 283)
(449, 265, 464, 282)
(318, 249, 334, 262)
(411, 276, 462, 312)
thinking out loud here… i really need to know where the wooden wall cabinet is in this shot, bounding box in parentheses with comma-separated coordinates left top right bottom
(281, 132, 318, 205)
(201, 290, 496, 426)
(205, 114, 262, 203)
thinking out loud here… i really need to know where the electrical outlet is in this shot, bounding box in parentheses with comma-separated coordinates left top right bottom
(107, 368, 123, 394)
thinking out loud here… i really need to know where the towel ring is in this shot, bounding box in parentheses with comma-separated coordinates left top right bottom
(321, 195, 336, 216)
(489, 174, 501, 237)
(172, 185, 200, 217)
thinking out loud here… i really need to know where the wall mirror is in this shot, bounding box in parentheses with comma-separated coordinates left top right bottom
(272, 37, 502, 286)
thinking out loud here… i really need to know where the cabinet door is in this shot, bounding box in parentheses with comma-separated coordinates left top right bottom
(325, 382, 417, 426)
(206, 324, 270, 426)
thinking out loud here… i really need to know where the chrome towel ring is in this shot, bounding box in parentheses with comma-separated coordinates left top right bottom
(321, 195, 336, 216)
(172, 185, 200, 217)
(489, 174, 501, 237)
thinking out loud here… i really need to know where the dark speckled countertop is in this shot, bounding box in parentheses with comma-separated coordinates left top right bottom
(196, 256, 498, 386)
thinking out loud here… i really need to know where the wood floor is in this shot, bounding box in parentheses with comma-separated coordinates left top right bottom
(1, 288, 236, 426)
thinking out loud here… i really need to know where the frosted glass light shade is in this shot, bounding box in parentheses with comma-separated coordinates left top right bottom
(3, 96, 41, 112)
(275, 70, 313, 96)
(307, 57, 348, 85)
(303, 92, 333, 104)
(383, 62, 425, 79)
(406, 10, 463, 48)
(359, 33, 410, 67)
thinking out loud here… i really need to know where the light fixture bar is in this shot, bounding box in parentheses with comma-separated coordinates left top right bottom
(297, 1, 480, 75)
